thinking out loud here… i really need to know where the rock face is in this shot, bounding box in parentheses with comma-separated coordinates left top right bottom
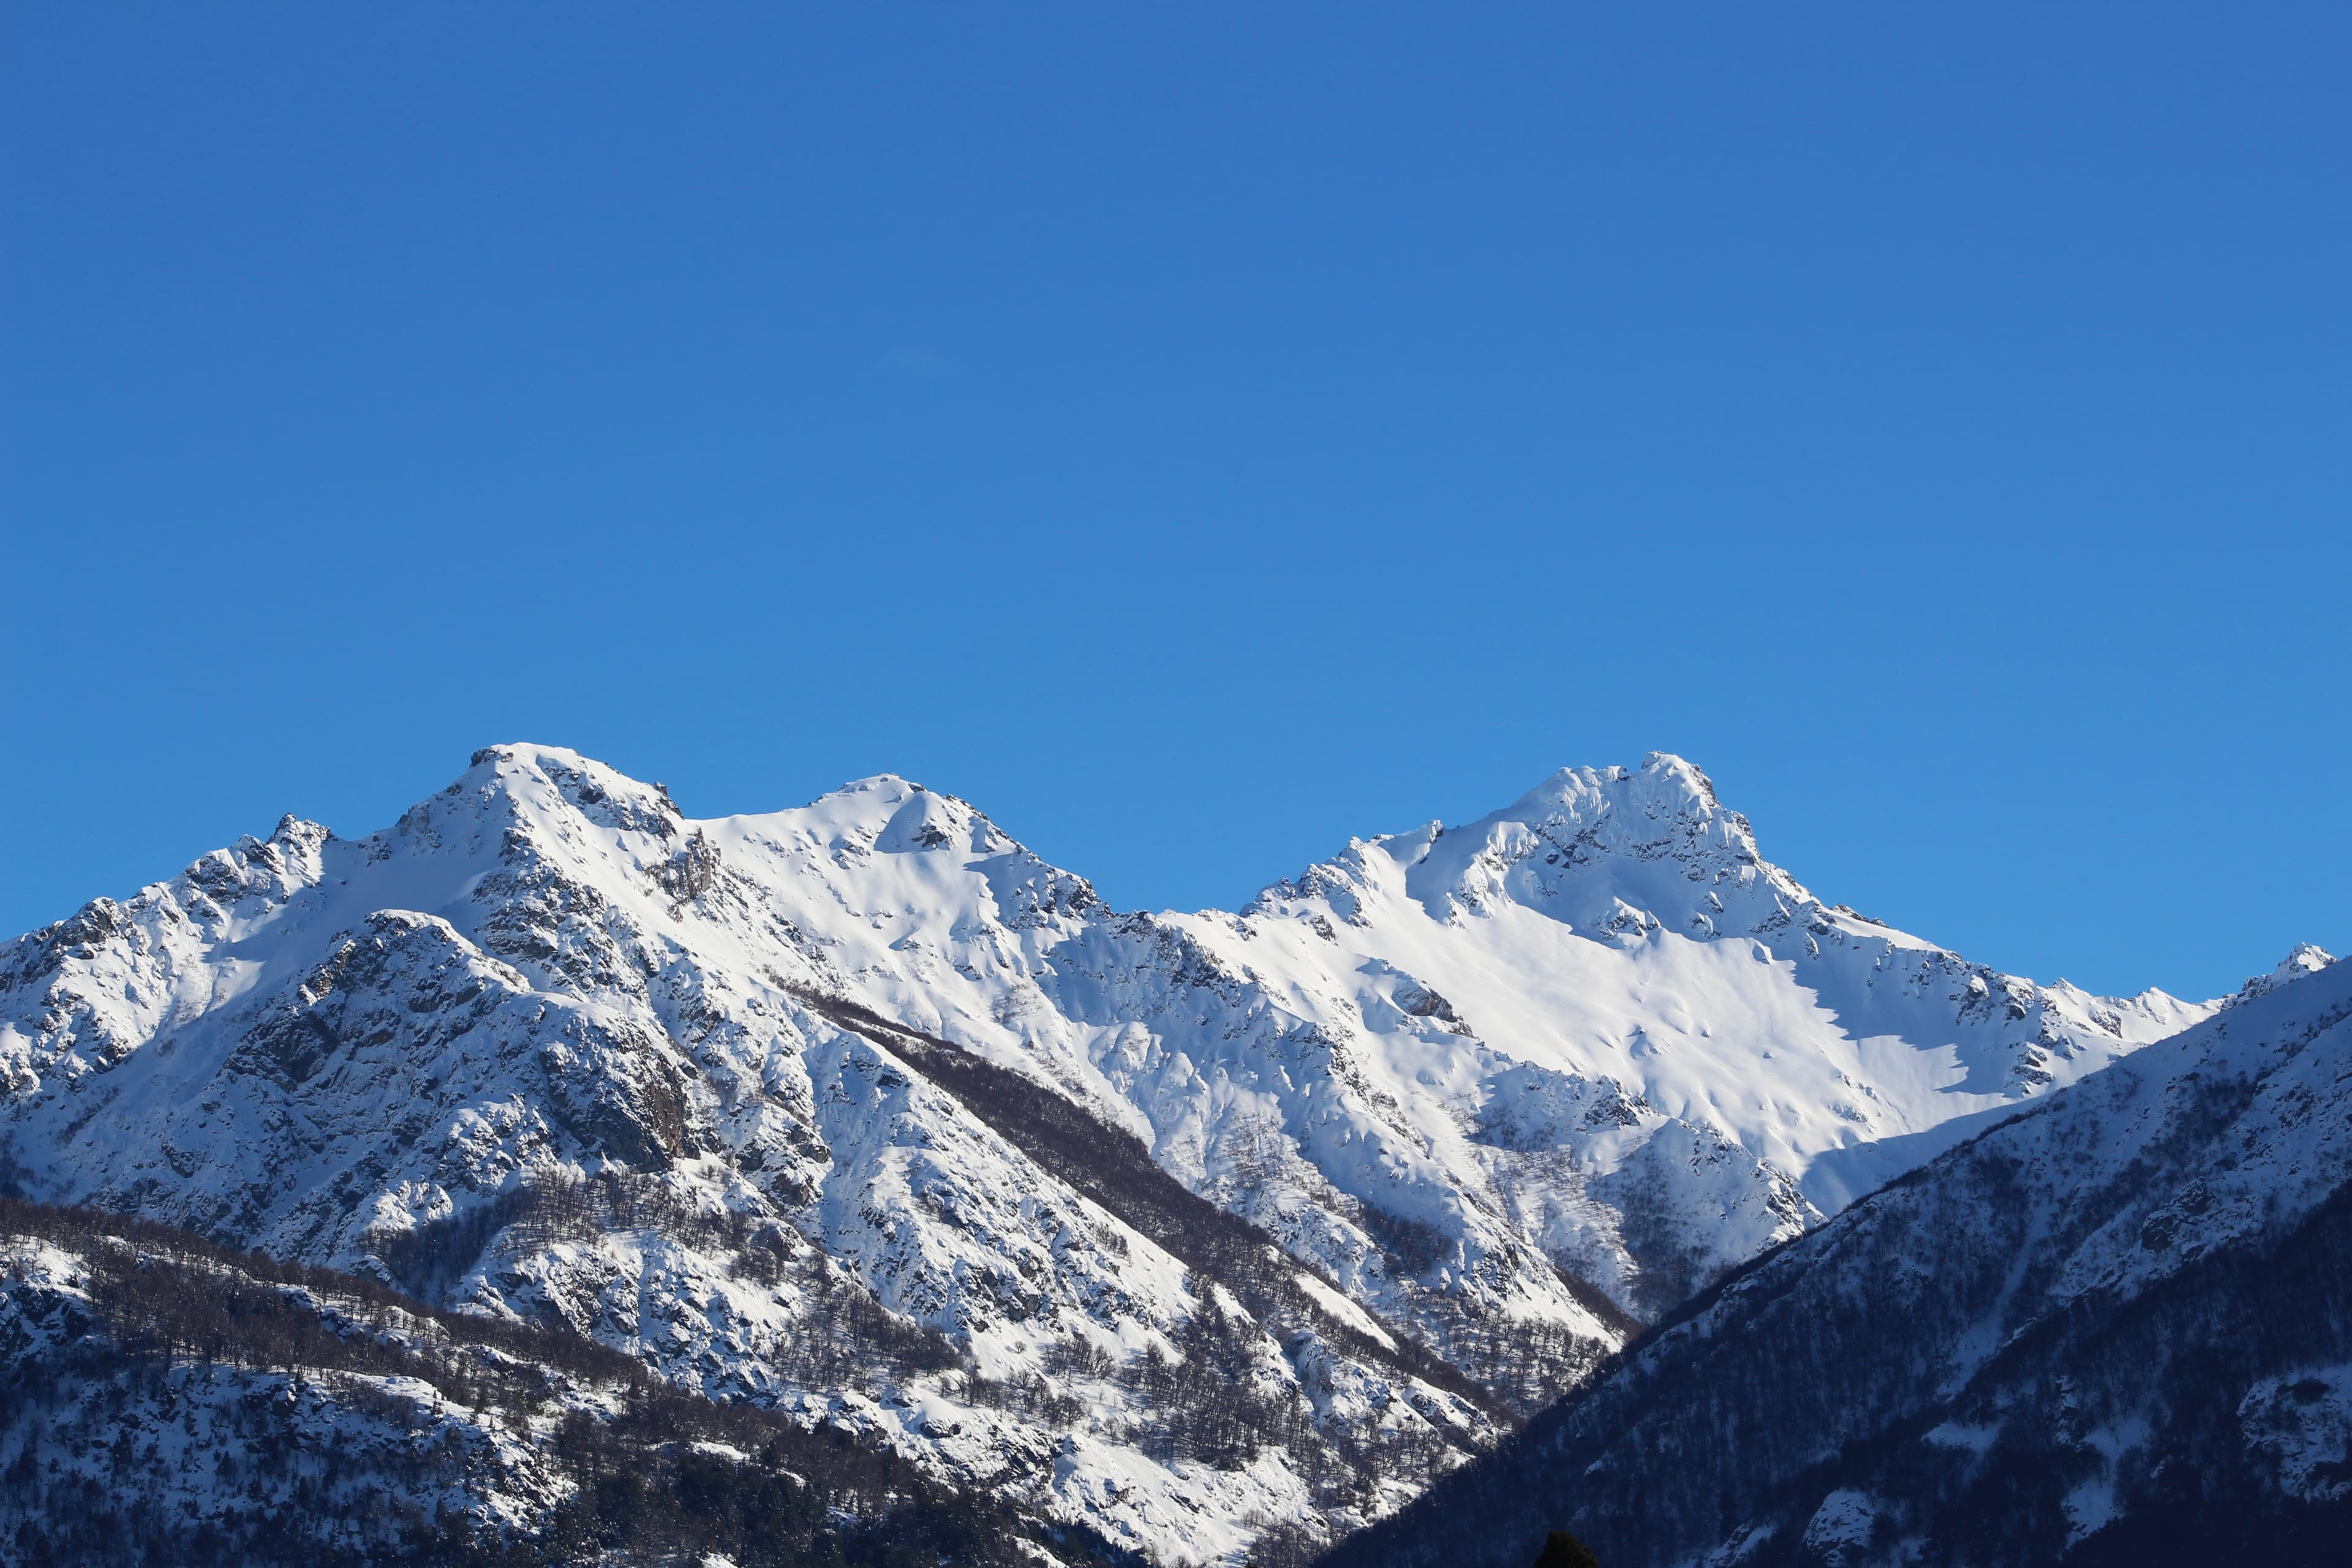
(1322, 952, 2352, 1568)
(0, 744, 2226, 1560)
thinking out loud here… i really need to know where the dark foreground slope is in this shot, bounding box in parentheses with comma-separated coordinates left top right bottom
(1322, 959, 2352, 1568)
(0, 1198, 1079, 1568)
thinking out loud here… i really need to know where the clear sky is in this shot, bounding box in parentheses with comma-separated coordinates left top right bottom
(4, 5, 2345, 1002)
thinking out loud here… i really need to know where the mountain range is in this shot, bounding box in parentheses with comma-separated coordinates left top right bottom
(1, 744, 2329, 1564)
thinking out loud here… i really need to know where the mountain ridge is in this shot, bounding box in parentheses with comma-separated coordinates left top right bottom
(0, 742, 2278, 1562)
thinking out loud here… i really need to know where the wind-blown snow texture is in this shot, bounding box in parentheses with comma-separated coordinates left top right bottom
(1321, 946, 2352, 1568)
(0, 746, 2228, 1560)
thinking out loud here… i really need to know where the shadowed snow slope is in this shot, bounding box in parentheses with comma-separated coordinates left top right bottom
(0, 745, 2236, 1561)
(1321, 951, 2352, 1568)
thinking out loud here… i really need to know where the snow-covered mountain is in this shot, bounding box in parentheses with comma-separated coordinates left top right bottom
(1322, 941, 2352, 1567)
(1189, 756, 2209, 1313)
(0, 745, 2233, 1560)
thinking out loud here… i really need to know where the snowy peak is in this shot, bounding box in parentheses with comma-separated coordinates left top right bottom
(1385, 752, 1809, 940)
(1246, 753, 1791, 938)
(1232, 753, 2212, 1226)
(2225, 941, 2336, 1007)
(733, 772, 1023, 862)
(1508, 752, 1735, 832)
(410, 742, 686, 854)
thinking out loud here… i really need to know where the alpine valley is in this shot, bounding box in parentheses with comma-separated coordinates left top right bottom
(1, 744, 2333, 1566)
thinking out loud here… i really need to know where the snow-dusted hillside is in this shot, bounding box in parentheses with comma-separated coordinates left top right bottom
(0, 744, 2237, 1560)
(0, 1199, 1050, 1566)
(1322, 944, 2352, 1568)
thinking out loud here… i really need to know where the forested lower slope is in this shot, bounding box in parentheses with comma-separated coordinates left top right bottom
(0, 1197, 1063, 1567)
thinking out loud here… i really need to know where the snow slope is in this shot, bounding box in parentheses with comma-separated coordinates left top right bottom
(0, 744, 2238, 1559)
(1323, 947, 2352, 1568)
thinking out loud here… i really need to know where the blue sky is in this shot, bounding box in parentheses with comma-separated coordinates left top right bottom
(4, 4, 2345, 1001)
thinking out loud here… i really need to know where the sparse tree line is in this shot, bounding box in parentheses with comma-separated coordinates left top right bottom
(790, 993, 1523, 1509)
(0, 1196, 1127, 1568)
(338, 987, 1596, 1540)
(1, 973, 1625, 1567)
(374, 1164, 966, 1396)
(797, 994, 1500, 1393)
